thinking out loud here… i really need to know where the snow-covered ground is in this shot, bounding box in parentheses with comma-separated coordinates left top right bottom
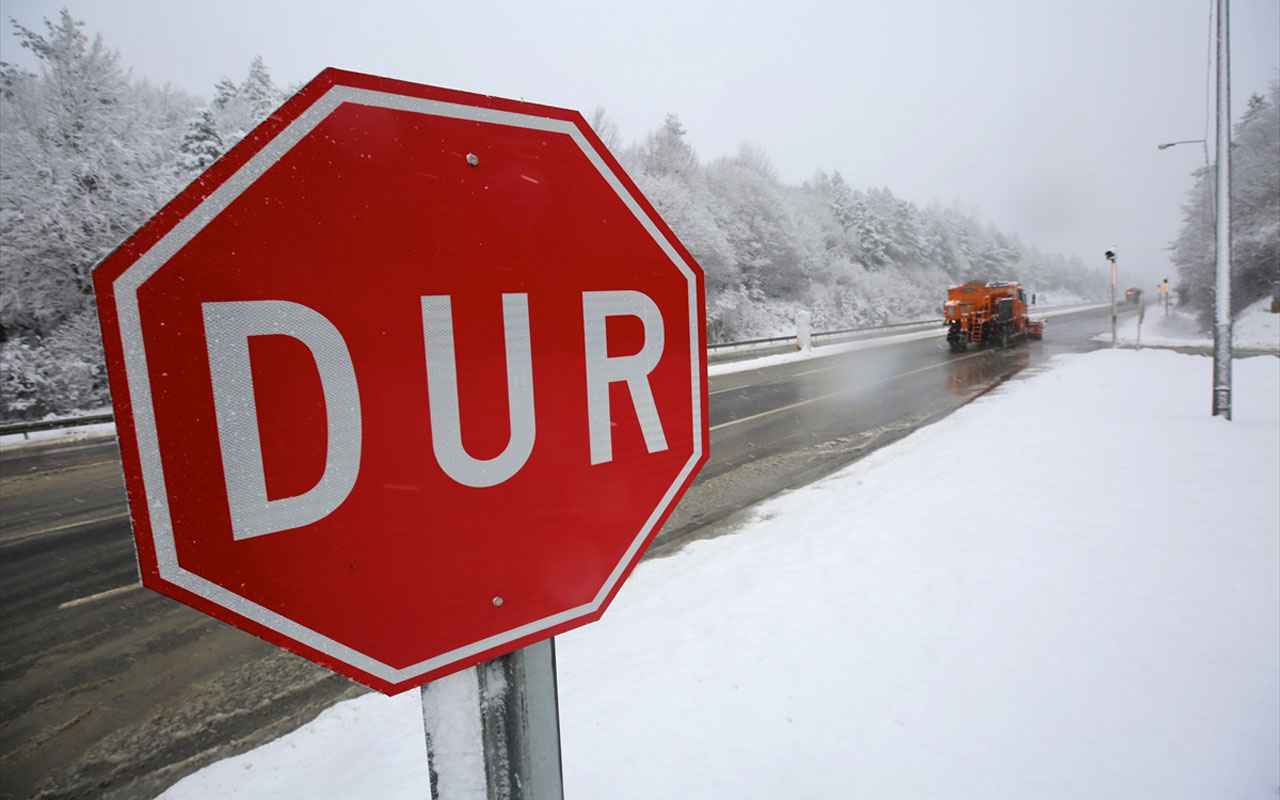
(159, 344, 1280, 798)
(1097, 296, 1280, 351)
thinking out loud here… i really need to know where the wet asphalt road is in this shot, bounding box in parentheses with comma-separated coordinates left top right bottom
(0, 305, 1126, 799)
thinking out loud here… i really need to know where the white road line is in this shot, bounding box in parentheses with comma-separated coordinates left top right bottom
(710, 351, 985, 432)
(58, 581, 142, 610)
(2, 511, 129, 545)
(709, 360, 849, 397)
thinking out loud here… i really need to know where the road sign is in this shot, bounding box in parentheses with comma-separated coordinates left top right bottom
(94, 69, 708, 694)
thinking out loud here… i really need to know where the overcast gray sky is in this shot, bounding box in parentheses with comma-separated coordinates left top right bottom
(2, 0, 1277, 288)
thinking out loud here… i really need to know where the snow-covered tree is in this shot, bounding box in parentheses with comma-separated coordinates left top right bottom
(212, 76, 238, 110)
(177, 108, 224, 174)
(207, 56, 286, 147)
(1170, 81, 1280, 328)
(588, 106, 621, 154)
(705, 145, 807, 297)
(616, 113, 1105, 341)
(0, 10, 195, 416)
(240, 55, 279, 119)
(0, 10, 194, 339)
(636, 114, 699, 179)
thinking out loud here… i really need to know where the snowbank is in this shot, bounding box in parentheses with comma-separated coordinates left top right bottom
(1101, 296, 1280, 351)
(159, 348, 1279, 800)
(1235, 296, 1280, 350)
(0, 419, 116, 450)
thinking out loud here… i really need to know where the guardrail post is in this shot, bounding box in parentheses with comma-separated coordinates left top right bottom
(795, 311, 811, 352)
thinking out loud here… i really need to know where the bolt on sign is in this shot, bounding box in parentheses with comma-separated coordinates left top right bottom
(94, 69, 709, 694)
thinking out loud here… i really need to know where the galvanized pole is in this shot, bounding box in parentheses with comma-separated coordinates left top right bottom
(423, 639, 565, 800)
(477, 639, 564, 800)
(1212, 0, 1232, 419)
(1136, 295, 1145, 349)
(1106, 250, 1117, 346)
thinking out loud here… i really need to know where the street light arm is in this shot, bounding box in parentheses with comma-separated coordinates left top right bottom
(1157, 139, 1207, 150)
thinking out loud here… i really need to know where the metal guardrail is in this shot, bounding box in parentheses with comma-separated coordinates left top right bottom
(706, 317, 942, 352)
(705, 302, 1099, 353)
(0, 303, 1100, 439)
(0, 413, 115, 439)
(811, 317, 943, 341)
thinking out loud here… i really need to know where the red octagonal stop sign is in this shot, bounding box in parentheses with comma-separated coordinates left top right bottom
(94, 69, 708, 694)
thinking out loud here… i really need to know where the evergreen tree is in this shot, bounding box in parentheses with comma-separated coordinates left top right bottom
(177, 108, 224, 174)
(212, 76, 238, 110)
(208, 56, 284, 146)
(807, 170, 863, 264)
(638, 114, 699, 178)
(240, 55, 279, 119)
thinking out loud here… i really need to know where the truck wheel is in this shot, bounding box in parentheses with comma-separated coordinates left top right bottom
(1000, 328, 1009, 348)
(950, 339, 967, 353)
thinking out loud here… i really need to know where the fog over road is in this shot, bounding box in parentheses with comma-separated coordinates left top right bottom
(0, 306, 1128, 799)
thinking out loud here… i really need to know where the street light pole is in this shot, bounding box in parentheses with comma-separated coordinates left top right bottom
(1213, 0, 1232, 419)
(1156, 2, 1232, 416)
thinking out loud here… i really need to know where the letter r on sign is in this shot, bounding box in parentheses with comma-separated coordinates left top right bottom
(582, 290, 668, 465)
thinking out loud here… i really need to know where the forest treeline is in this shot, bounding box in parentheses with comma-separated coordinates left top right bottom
(1168, 81, 1280, 329)
(1, 11, 1104, 419)
(607, 115, 1103, 343)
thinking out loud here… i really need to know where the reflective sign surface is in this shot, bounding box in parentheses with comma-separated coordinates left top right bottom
(94, 69, 708, 694)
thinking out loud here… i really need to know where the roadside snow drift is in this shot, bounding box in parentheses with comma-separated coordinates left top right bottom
(161, 349, 1280, 800)
(1103, 296, 1280, 351)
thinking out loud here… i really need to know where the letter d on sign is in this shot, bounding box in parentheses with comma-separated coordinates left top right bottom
(203, 301, 362, 540)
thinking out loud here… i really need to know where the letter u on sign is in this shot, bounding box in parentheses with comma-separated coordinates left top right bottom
(421, 294, 537, 488)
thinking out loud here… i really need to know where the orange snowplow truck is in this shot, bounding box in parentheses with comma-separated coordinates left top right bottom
(944, 281, 1044, 352)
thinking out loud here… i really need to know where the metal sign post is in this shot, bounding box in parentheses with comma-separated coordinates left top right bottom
(422, 639, 564, 800)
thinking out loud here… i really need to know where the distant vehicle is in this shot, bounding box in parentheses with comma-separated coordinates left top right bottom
(1124, 287, 1143, 305)
(944, 281, 1043, 353)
